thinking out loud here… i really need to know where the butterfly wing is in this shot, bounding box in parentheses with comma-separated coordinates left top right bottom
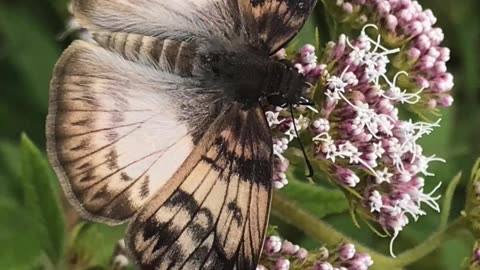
(47, 39, 219, 224)
(237, 0, 318, 54)
(125, 102, 273, 270)
(72, 0, 317, 54)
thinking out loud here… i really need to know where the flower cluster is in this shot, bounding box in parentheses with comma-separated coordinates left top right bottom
(259, 236, 373, 270)
(332, 0, 454, 110)
(309, 26, 444, 255)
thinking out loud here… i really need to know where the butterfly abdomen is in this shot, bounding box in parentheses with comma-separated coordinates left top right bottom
(93, 32, 197, 76)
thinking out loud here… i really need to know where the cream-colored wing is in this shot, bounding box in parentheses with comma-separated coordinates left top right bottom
(72, 0, 317, 54)
(47, 40, 217, 224)
(125, 102, 273, 270)
(72, 0, 233, 41)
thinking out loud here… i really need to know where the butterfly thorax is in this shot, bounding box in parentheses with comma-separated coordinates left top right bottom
(200, 50, 307, 106)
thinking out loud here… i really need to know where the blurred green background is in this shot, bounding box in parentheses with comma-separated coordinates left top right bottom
(0, 0, 478, 269)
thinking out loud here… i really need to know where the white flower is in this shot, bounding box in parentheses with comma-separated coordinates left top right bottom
(369, 190, 383, 212)
(265, 111, 284, 127)
(375, 167, 393, 184)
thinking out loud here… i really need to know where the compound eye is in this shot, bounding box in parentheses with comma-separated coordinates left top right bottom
(267, 94, 288, 107)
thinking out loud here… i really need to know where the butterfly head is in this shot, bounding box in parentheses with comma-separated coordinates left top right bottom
(266, 61, 315, 108)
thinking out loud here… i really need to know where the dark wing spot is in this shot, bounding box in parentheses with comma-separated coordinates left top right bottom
(71, 118, 92, 127)
(105, 130, 119, 142)
(111, 111, 125, 123)
(77, 170, 96, 183)
(70, 139, 90, 151)
(120, 172, 132, 181)
(105, 150, 119, 170)
(227, 202, 243, 225)
(77, 161, 92, 170)
(139, 176, 150, 199)
(189, 208, 214, 242)
(165, 190, 199, 216)
(91, 185, 110, 201)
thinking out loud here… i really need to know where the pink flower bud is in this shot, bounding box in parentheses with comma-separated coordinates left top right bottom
(336, 167, 360, 187)
(275, 258, 290, 270)
(397, 8, 413, 22)
(437, 95, 454, 107)
(405, 21, 423, 36)
(338, 243, 356, 261)
(426, 47, 440, 59)
(342, 3, 354, 14)
(427, 28, 444, 45)
(313, 261, 333, 270)
(432, 72, 454, 92)
(302, 44, 316, 54)
(377, 1, 391, 17)
(419, 55, 436, 69)
(423, 9, 437, 25)
(281, 240, 299, 255)
(336, 34, 347, 58)
(264, 236, 282, 255)
(415, 76, 430, 89)
(296, 248, 308, 260)
(407, 47, 422, 61)
(416, 34, 431, 52)
(438, 47, 451, 62)
(385, 15, 398, 31)
(433, 61, 447, 73)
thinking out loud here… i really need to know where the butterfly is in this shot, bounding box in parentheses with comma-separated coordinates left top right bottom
(46, 0, 317, 269)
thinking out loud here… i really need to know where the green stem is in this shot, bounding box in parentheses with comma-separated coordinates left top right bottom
(392, 216, 468, 267)
(272, 191, 468, 269)
(272, 192, 401, 270)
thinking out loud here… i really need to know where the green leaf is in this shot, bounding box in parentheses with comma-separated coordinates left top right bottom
(291, 15, 318, 50)
(281, 177, 348, 218)
(72, 223, 127, 268)
(20, 134, 65, 265)
(0, 199, 45, 270)
(0, 140, 22, 201)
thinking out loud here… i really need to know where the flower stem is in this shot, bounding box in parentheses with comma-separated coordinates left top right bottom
(391, 216, 467, 267)
(271, 191, 468, 269)
(271, 191, 401, 270)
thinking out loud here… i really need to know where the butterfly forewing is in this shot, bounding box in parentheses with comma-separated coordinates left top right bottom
(73, 0, 317, 54)
(125, 102, 273, 270)
(47, 40, 216, 223)
(242, 0, 317, 53)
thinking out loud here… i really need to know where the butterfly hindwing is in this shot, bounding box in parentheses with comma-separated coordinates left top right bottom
(72, 0, 316, 54)
(125, 102, 273, 270)
(47, 39, 218, 224)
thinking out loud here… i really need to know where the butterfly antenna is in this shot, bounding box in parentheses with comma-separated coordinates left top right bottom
(288, 103, 315, 178)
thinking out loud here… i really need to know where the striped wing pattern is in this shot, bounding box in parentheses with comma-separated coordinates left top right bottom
(72, 0, 317, 54)
(126, 103, 273, 270)
(238, 0, 317, 54)
(47, 39, 214, 224)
